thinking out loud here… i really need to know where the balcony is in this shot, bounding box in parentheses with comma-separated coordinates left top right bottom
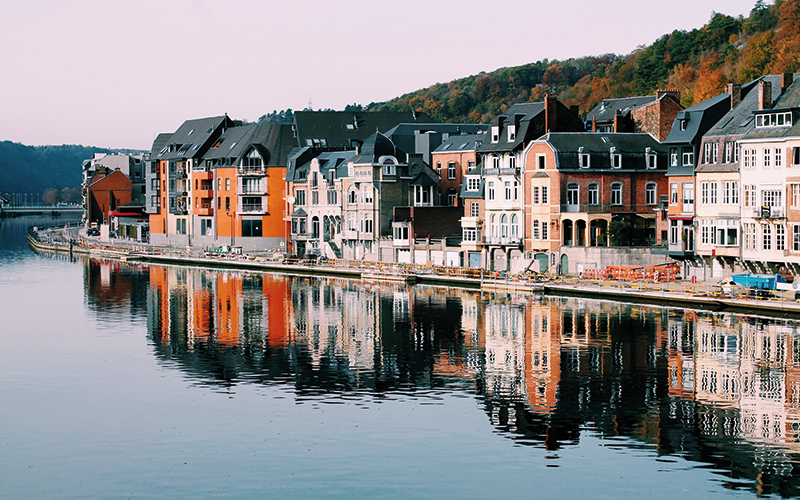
(560, 204, 652, 214)
(239, 186, 267, 195)
(196, 189, 214, 199)
(196, 203, 213, 216)
(484, 236, 521, 246)
(239, 203, 265, 214)
(752, 206, 784, 218)
(238, 165, 267, 176)
(482, 167, 517, 177)
(193, 170, 213, 179)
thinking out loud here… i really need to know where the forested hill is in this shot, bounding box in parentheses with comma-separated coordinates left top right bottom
(371, 0, 799, 121)
(0, 142, 108, 195)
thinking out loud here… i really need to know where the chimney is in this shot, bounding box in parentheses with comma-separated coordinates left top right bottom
(726, 83, 742, 108)
(592, 116, 597, 132)
(783, 72, 794, 94)
(544, 94, 558, 133)
(613, 109, 623, 133)
(758, 80, 772, 110)
(656, 88, 680, 102)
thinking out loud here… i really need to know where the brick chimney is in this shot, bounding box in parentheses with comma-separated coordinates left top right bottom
(758, 80, 772, 110)
(592, 116, 597, 132)
(726, 83, 742, 108)
(783, 72, 794, 94)
(613, 109, 623, 132)
(544, 94, 558, 133)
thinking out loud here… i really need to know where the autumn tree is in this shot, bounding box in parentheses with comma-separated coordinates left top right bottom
(693, 59, 728, 104)
(738, 30, 776, 81)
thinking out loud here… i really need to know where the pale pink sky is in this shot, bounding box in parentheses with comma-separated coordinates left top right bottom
(0, 0, 762, 150)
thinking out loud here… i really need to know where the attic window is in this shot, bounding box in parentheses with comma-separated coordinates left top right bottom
(187, 129, 194, 136)
(680, 118, 688, 131)
(756, 111, 792, 128)
(346, 124, 355, 130)
(229, 142, 237, 149)
(601, 137, 610, 144)
(580, 153, 590, 168)
(491, 126, 499, 143)
(507, 125, 516, 142)
(460, 142, 469, 149)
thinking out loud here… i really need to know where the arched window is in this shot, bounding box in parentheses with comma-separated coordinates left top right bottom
(511, 214, 519, 239)
(588, 183, 599, 205)
(348, 188, 358, 204)
(501, 214, 509, 239)
(491, 214, 498, 240)
(567, 183, 579, 206)
(311, 216, 320, 239)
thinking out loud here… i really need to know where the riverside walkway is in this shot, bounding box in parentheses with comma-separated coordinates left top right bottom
(27, 224, 800, 318)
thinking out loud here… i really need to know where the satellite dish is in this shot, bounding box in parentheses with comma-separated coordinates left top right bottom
(286, 196, 296, 204)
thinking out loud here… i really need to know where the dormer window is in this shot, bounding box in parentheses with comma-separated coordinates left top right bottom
(578, 147, 590, 168)
(646, 148, 657, 169)
(680, 118, 688, 131)
(491, 126, 500, 143)
(612, 151, 622, 168)
(507, 125, 516, 142)
(756, 111, 792, 128)
(467, 177, 480, 191)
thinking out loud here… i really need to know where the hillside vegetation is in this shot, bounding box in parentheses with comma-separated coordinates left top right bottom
(371, 0, 800, 121)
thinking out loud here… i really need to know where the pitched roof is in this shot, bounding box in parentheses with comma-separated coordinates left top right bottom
(664, 93, 731, 146)
(704, 76, 780, 139)
(584, 96, 657, 123)
(478, 102, 544, 154)
(742, 73, 800, 140)
(292, 111, 434, 150)
(156, 115, 234, 161)
(433, 133, 485, 153)
(541, 132, 667, 171)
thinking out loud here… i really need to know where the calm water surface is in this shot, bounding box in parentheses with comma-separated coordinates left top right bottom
(2, 217, 800, 498)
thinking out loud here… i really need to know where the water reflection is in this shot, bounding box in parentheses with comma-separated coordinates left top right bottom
(85, 259, 800, 496)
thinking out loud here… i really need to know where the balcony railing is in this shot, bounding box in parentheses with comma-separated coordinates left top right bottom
(560, 203, 655, 214)
(240, 186, 266, 195)
(484, 236, 521, 245)
(482, 167, 518, 176)
(238, 165, 266, 175)
(239, 203, 265, 213)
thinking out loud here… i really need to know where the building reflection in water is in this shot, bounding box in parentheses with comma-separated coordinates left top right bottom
(85, 259, 800, 495)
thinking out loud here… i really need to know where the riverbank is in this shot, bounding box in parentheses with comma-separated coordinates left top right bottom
(26, 225, 800, 317)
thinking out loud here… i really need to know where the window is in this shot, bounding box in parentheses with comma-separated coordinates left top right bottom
(701, 182, 709, 205)
(776, 148, 783, 167)
(532, 186, 540, 204)
(532, 220, 540, 240)
(217, 178, 222, 191)
(467, 177, 480, 191)
(763, 189, 782, 208)
(463, 227, 478, 242)
(151, 178, 159, 190)
(225, 178, 230, 191)
(436, 162, 441, 177)
(327, 189, 338, 205)
(470, 202, 480, 217)
(514, 181, 519, 201)
(703, 142, 719, 164)
(777, 224, 786, 250)
(492, 156, 500, 168)
(348, 189, 357, 204)
(724, 142, 733, 163)
(541, 186, 548, 204)
(580, 153, 590, 168)
(710, 182, 717, 204)
(682, 184, 694, 206)
(511, 214, 519, 240)
(755, 111, 792, 128)
(588, 183, 599, 205)
(723, 181, 738, 205)
(508, 125, 516, 142)
(491, 126, 499, 142)
(794, 225, 800, 252)
(671, 183, 678, 205)
(763, 224, 772, 250)
(669, 148, 678, 167)
(447, 162, 456, 180)
(225, 196, 230, 212)
(414, 186, 432, 206)
(487, 182, 495, 201)
(793, 184, 800, 208)
(646, 152, 657, 169)
(646, 183, 657, 205)
(794, 147, 800, 165)
(362, 185, 373, 204)
(567, 183, 579, 205)
(537, 155, 545, 170)
(311, 172, 318, 188)
(682, 147, 694, 166)
(509, 156, 516, 170)
(311, 191, 319, 205)
(201, 218, 212, 236)
(501, 214, 508, 239)
(764, 148, 771, 168)
(744, 223, 756, 250)
(611, 183, 622, 205)
(612, 154, 622, 168)
(701, 219, 709, 245)
(504, 182, 512, 200)
(361, 216, 373, 234)
(241, 219, 262, 237)
(382, 163, 396, 176)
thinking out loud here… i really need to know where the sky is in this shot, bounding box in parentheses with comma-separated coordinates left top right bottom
(0, 0, 764, 151)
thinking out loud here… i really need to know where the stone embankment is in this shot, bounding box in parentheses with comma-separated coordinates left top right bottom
(27, 225, 800, 318)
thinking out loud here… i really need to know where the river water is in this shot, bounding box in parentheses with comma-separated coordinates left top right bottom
(3, 216, 800, 498)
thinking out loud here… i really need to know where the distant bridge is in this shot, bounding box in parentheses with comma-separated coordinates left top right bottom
(0, 205, 84, 218)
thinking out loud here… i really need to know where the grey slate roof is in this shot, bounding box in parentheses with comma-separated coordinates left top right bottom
(584, 96, 657, 124)
(150, 133, 173, 156)
(292, 111, 434, 150)
(433, 133, 485, 153)
(156, 115, 235, 161)
(478, 102, 544, 154)
(542, 132, 667, 171)
(351, 132, 407, 164)
(664, 93, 731, 145)
(704, 76, 781, 139)
(742, 74, 800, 140)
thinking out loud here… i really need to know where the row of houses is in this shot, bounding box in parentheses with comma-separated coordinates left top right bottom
(87, 72, 800, 279)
